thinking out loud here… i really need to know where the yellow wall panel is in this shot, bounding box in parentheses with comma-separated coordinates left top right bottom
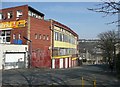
(54, 41, 77, 49)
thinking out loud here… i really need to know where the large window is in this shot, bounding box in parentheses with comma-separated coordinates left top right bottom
(0, 30, 11, 43)
(54, 32, 58, 41)
(53, 47, 77, 56)
(54, 30, 77, 44)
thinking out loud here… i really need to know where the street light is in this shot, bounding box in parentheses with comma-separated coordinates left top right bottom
(23, 36, 32, 68)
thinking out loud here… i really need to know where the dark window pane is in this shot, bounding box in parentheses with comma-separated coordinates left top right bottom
(1, 31, 5, 36)
(6, 30, 11, 36)
(6, 37, 10, 42)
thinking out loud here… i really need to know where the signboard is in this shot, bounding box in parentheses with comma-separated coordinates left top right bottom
(0, 20, 26, 29)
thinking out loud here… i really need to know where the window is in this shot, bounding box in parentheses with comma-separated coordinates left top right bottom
(62, 34, 64, 42)
(5, 31, 11, 42)
(7, 11, 13, 19)
(0, 13, 6, 20)
(1, 31, 5, 36)
(0, 30, 11, 43)
(38, 16, 42, 19)
(0, 13, 2, 20)
(64, 35, 68, 42)
(54, 32, 58, 41)
(28, 11, 32, 16)
(39, 34, 42, 39)
(60, 33, 62, 41)
(46, 35, 49, 40)
(17, 10, 23, 17)
(33, 13, 36, 17)
(28, 10, 43, 19)
(35, 34, 37, 39)
(43, 35, 46, 40)
(13, 34, 16, 39)
(0, 13, 5, 20)
(18, 33, 21, 39)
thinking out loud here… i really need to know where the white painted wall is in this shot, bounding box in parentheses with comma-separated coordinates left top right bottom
(6, 53, 24, 62)
(5, 53, 25, 69)
(65, 58, 68, 68)
(0, 44, 28, 70)
(69, 58, 71, 68)
(59, 58, 63, 68)
(52, 59, 55, 69)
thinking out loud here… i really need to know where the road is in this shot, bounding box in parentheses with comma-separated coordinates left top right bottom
(2, 64, 120, 87)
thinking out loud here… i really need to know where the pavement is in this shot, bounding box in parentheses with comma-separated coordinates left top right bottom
(2, 64, 120, 87)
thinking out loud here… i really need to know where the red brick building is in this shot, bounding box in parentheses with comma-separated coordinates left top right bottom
(0, 5, 78, 69)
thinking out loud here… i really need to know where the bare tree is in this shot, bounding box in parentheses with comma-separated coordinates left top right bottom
(97, 30, 117, 67)
(88, 0, 120, 24)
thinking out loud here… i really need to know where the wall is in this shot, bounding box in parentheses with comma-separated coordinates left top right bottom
(0, 44, 28, 69)
(30, 17, 51, 68)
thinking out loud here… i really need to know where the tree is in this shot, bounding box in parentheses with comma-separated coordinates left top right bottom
(88, 0, 120, 73)
(97, 30, 117, 66)
(88, 0, 120, 24)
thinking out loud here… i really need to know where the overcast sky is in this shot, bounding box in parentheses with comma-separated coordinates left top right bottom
(1, 2, 117, 39)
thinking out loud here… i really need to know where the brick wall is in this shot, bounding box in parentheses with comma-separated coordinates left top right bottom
(30, 17, 51, 68)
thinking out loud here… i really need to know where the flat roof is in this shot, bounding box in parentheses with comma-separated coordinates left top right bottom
(0, 5, 44, 17)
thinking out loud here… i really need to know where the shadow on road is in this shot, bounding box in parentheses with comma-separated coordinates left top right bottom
(2, 64, 120, 87)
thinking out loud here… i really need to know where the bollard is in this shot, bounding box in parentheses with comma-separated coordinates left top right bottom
(81, 77, 84, 87)
(93, 80, 96, 87)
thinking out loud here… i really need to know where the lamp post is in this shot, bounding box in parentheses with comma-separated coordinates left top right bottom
(23, 36, 32, 68)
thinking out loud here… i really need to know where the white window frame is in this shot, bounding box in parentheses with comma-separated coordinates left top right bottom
(0, 30, 11, 44)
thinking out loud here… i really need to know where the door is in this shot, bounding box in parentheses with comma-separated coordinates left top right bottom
(5, 53, 25, 69)
(55, 59, 59, 69)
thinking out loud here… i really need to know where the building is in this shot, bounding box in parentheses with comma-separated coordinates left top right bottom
(0, 5, 78, 69)
(49, 20, 78, 68)
(78, 39, 103, 65)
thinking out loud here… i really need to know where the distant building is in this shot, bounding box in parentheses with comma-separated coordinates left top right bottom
(0, 5, 78, 69)
(78, 39, 103, 65)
